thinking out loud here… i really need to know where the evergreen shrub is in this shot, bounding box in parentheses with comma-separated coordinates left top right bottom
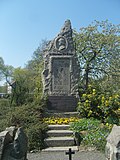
(0, 98, 48, 151)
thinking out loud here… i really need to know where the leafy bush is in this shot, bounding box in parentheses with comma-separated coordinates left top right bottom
(26, 123, 47, 151)
(82, 127, 109, 151)
(0, 99, 10, 114)
(77, 85, 120, 124)
(70, 118, 101, 131)
(0, 99, 11, 131)
(70, 118, 112, 151)
(0, 98, 48, 151)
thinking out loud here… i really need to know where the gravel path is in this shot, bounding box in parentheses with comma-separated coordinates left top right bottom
(27, 151, 106, 160)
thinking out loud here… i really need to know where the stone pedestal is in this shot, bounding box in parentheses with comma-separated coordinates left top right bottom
(48, 96, 78, 112)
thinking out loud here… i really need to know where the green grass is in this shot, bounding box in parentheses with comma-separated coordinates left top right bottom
(70, 118, 112, 151)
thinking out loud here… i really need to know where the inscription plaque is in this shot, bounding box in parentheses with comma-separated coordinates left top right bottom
(51, 57, 71, 94)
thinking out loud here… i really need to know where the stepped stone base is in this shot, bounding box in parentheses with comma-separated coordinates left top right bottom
(44, 113, 78, 150)
(42, 146, 78, 152)
(47, 130, 73, 137)
(45, 125, 75, 148)
(45, 111, 79, 118)
(48, 125, 70, 130)
(48, 96, 78, 112)
(45, 137, 75, 147)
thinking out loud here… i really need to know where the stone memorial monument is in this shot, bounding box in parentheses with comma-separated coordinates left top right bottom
(105, 125, 120, 160)
(42, 20, 80, 112)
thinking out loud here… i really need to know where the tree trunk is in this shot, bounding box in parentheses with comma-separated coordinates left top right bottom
(85, 64, 89, 91)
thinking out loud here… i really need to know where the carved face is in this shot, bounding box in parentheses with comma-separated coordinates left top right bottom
(58, 38, 66, 49)
(55, 36, 68, 51)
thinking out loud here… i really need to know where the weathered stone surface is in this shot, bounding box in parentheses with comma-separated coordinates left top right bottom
(0, 130, 13, 160)
(42, 20, 80, 111)
(48, 95, 78, 112)
(105, 125, 120, 160)
(0, 127, 28, 160)
(5, 126, 16, 138)
(45, 124, 75, 148)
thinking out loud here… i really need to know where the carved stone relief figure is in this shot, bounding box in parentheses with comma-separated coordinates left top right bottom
(55, 36, 68, 51)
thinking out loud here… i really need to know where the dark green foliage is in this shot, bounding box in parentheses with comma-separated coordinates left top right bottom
(0, 98, 48, 151)
(0, 99, 11, 131)
(26, 123, 47, 151)
(70, 118, 111, 151)
(0, 99, 10, 115)
(70, 118, 101, 132)
(0, 40, 49, 151)
(0, 85, 7, 93)
(82, 127, 109, 151)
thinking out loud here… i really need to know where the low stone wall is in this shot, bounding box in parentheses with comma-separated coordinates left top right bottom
(0, 126, 28, 160)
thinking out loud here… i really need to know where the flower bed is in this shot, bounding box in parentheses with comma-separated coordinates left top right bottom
(43, 117, 79, 125)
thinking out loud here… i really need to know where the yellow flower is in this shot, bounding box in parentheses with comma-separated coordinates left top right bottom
(109, 97, 112, 100)
(106, 123, 109, 126)
(85, 100, 89, 103)
(89, 110, 92, 113)
(114, 94, 119, 98)
(88, 85, 92, 87)
(82, 94, 86, 97)
(87, 94, 92, 98)
(93, 89, 96, 92)
(88, 110, 92, 116)
(101, 96, 105, 103)
(105, 100, 109, 106)
(102, 96, 105, 100)
(92, 90, 96, 95)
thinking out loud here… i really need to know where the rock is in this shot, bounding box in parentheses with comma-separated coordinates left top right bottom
(105, 125, 120, 160)
(0, 127, 28, 160)
(0, 130, 13, 160)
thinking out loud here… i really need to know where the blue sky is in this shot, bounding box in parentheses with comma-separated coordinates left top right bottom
(0, 0, 120, 68)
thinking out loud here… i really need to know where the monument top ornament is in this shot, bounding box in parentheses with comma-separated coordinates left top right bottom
(45, 19, 75, 55)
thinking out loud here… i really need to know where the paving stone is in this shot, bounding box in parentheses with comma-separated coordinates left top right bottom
(42, 146, 78, 152)
(27, 151, 106, 160)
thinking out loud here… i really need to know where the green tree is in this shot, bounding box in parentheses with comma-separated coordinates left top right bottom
(0, 57, 5, 81)
(0, 85, 7, 93)
(26, 39, 47, 70)
(26, 40, 48, 102)
(74, 20, 120, 92)
(3, 40, 47, 106)
(0, 57, 14, 85)
(11, 68, 31, 105)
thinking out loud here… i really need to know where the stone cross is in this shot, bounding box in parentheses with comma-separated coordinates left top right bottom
(66, 148, 75, 160)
